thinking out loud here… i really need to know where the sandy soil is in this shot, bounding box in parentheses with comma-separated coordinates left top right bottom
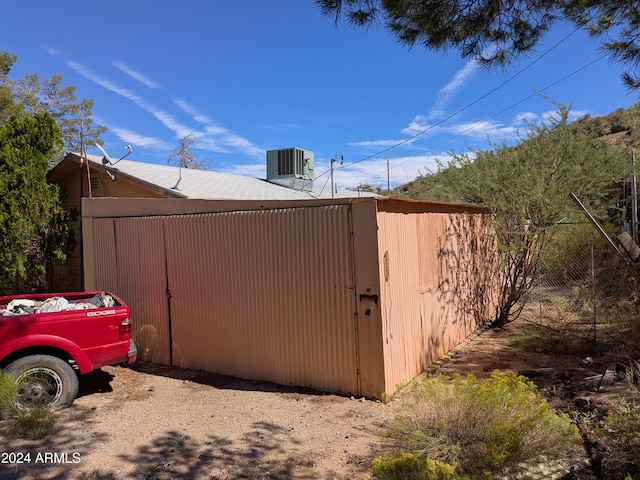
(0, 362, 397, 480)
(1, 310, 638, 480)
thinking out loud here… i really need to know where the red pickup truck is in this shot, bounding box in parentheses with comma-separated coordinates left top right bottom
(0, 291, 137, 410)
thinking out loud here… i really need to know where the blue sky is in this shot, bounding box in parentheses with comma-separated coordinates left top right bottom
(2, 1, 638, 189)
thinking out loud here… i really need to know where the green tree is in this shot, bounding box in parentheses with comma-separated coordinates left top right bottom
(0, 51, 23, 124)
(0, 112, 74, 294)
(414, 105, 628, 326)
(316, 0, 640, 89)
(0, 52, 106, 162)
(11, 74, 106, 162)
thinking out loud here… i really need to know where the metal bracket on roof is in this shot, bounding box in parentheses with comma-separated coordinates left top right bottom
(95, 143, 132, 166)
(171, 168, 182, 190)
(94, 144, 133, 182)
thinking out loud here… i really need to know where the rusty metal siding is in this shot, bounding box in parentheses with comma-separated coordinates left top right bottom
(91, 217, 171, 365)
(417, 212, 498, 359)
(82, 197, 497, 399)
(376, 211, 424, 392)
(349, 200, 385, 398)
(92, 218, 119, 291)
(376, 209, 499, 393)
(162, 205, 359, 394)
(417, 213, 460, 363)
(113, 217, 171, 365)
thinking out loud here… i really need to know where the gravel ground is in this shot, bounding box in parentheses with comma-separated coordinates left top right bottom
(2, 312, 635, 480)
(0, 362, 396, 479)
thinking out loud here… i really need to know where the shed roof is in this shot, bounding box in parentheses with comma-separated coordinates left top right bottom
(52, 153, 377, 201)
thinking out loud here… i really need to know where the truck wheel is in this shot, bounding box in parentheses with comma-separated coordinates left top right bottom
(5, 355, 79, 411)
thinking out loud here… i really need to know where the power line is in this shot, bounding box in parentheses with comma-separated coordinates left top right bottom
(362, 52, 608, 185)
(307, 25, 583, 190)
(339, 26, 581, 172)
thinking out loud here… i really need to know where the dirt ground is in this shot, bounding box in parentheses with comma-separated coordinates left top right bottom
(1, 361, 398, 480)
(1, 309, 639, 480)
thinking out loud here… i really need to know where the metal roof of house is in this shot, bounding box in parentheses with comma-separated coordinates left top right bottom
(74, 154, 376, 200)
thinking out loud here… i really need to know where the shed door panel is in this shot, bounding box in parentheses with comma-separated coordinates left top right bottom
(163, 206, 359, 395)
(91, 217, 171, 365)
(115, 217, 170, 365)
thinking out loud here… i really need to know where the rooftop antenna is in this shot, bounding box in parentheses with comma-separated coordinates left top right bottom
(95, 143, 132, 166)
(330, 151, 343, 199)
(94, 144, 132, 182)
(171, 168, 182, 190)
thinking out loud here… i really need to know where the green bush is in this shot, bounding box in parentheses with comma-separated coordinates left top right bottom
(372, 453, 465, 480)
(603, 398, 640, 467)
(382, 370, 581, 478)
(8, 406, 55, 439)
(0, 370, 17, 420)
(600, 359, 640, 471)
(0, 370, 54, 439)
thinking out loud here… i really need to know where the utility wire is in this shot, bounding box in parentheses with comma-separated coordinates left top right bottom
(362, 52, 608, 185)
(308, 26, 581, 188)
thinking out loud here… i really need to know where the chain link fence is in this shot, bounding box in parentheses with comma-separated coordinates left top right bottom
(523, 221, 638, 339)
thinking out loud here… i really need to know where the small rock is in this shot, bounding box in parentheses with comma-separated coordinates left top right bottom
(574, 397, 593, 411)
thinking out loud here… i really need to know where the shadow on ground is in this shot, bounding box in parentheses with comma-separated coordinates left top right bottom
(129, 360, 350, 400)
(0, 405, 110, 480)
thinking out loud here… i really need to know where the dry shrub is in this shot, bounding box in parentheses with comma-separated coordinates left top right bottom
(371, 453, 464, 480)
(598, 359, 640, 475)
(7, 406, 55, 439)
(382, 371, 581, 478)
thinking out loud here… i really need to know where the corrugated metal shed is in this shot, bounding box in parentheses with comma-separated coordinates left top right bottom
(81, 196, 498, 398)
(47, 153, 376, 292)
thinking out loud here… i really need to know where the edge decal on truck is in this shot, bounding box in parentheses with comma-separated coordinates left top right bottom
(86, 310, 116, 317)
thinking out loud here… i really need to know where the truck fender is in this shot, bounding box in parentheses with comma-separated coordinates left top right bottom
(0, 334, 93, 374)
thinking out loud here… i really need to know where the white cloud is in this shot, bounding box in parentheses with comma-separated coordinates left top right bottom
(402, 115, 436, 136)
(191, 136, 232, 154)
(428, 60, 479, 120)
(403, 115, 521, 143)
(174, 98, 264, 159)
(112, 61, 161, 89)
(67, 61, 192, 138)
(222, 152, 453, 189)
(222, 135, 264, 158)
(110, 127, 171, 149)
(540, 107, 589, 123)
(450, 119, 519, 140)
(222, 162, 266, 178)
(174, 98, 212, 124)
(513, 107, 588, 126)
(347, 138, 419, 148)
(41, 45, 62, 57)
(317, 152, 452, 189)
(204, 124, 231, 136)
(514, 111, 538, 124)
(66, 61, 271, 163)
(569, 109, 589, 120)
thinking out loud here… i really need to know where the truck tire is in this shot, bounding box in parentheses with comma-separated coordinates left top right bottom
(5, 355, 79, 411)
